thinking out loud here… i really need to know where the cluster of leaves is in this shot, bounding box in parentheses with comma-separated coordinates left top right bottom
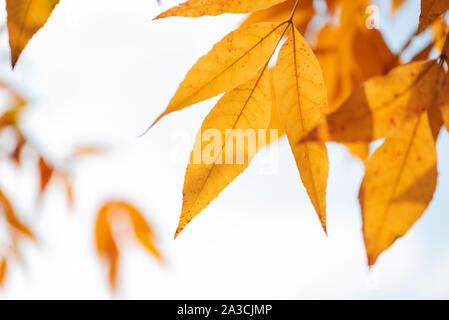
(3, 0, 449, 279)
(94, 201, 163, 290)
(0, 1, 163, 290)
(0, 82, 70, 286)
(151, 0, 449, 265)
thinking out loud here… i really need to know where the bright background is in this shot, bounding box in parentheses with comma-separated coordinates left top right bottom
(0, 0, 449, 299)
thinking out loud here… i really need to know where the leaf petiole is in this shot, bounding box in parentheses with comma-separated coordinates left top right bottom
(439, 32, 449, 67)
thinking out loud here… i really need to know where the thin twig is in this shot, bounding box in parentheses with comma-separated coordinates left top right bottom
(439, 32, 449, 67)
(288, 0, 301, 23)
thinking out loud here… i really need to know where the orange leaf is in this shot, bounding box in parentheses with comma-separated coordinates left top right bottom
(6, 0, 60, 67)
(438, 72, 449, 133)
(149, 22, 284, 129)
(314, 4, 396, 161)
(95, 205, 119, 290)
(433, 17, 449, 55)
(72, 146, 105, 158)
(361, 113, 437, 265)
(344, 143, 370, 161)
(126, 204, 162, 261)
(240, 0, 315, 35)
(38, 156, 54, 195)
(155, 0, 288, 19)
(418, 0, 449, 33)
(391, 0, 407, 13)
(57, 171, 74, 207)
(10, 138, 26, 166)
(303, 60, 445, 143)
(94, 201, 162, 289)
(0, 258, 6, 286)
(0, 189, 35, 239)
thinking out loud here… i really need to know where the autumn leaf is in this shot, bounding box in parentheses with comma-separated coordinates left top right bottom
(148, 22, 284, 129)
(274, 25, 329, 231)
(418, 0, 449, 33)
(176, 67, 271, 237)
(11, 138, 26, 166)
(72, 146, 105, 158)
(303, 60, 444, 143)
(57, 171, 74, 207)
(6, 0, 60, 68)
(427, 97, 445, 140)
(0, 258, 6, 286)
(325, 0, 340, 13)
(38, 156, 55, 195)
(95, 204, 119, 290)
(155, 0, 288, 19)
(308, 7, 405, 165)
(264, 68, 285, 145)
(123, 202, 162, 261)
(313, 0, 396, 160)
(434, 17, 449, 55)
(95, 201, 162, 289)
(240, 0, 315, 35)
(392, 0, 407, 13)
(361, 113, 437, 266)
(438, 72, 449, 132)
(0, 189, 35, 239)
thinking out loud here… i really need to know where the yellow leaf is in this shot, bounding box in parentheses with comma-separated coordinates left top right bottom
(155, 0, 288, 19)
(350, 28, 398, 84)
(360, 113, 437, 266)
(262, 68, 285, 147)
(303, 60, 444, 143)
(6, 0, 60, 67)
(176, 67, 271, 237)
(433, 17, 449, 55)
(150, 22, 284, 128)
(313, 7, 396, 161)
(0, 258, 6, 286)
(339, 0, 371, 30)
(314, 26, 396, 114)
(345, 143, 370, 161)
(418, 0, 449, 33)
(240, 0, 315, 35)
(427, 98, 444, 140)
(274, 25, 329, 231)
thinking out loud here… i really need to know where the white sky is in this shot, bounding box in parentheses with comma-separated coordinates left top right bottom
(0, 0, 449, 299)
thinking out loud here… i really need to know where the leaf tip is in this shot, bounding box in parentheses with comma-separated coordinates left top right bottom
(138, 112, 166, 137)
(322, 224, 328, 237)
(10, 55, 18, 69)
(367, 253, 378, 267)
